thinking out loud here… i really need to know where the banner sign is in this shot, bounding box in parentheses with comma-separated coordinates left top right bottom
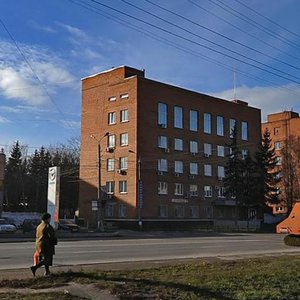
(47, 167, 60, 228)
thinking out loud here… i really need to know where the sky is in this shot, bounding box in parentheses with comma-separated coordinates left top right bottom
(1, 0, 300, 155)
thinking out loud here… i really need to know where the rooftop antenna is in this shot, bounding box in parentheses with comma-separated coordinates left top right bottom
(233, 69, 237, 100)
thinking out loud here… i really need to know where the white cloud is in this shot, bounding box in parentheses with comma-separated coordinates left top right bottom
(211, 84, 300, 121)
(60, 120, 81, 129)
(0, 41, 75, 105)
(0, 115, 10, 123)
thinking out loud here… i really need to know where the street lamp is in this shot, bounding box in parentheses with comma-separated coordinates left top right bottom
(91, 132, 109, 232)
(129, 150, 142, 229)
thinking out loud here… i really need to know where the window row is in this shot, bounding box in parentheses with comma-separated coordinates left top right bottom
(108, 93, 129, 102)
(108, 109, 129, 125)
(157, 160, 225, 178)
(158, 102, 249, 140)
(106, 181, 128, 194)
(105, 203, 213, 218)
(107, 157, 128, 171)
(107, 133, 128, 148)
(158, 182, 233, 198)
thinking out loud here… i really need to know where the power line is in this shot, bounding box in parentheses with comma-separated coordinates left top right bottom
(86, 0, 300, 84)
(144, 0, 300, 71)
(188, 0, 300, 63)
(232, 0, 300, 40)
(208, 0, 300, 50)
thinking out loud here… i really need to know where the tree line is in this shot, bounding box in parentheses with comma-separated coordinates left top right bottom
(3, 138, 79, 218)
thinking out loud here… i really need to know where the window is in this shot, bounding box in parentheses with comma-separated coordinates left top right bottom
(190, 110, 198, 131)
(158, 136, 168, 149)
(190, 141, 198, 154)
(229, 118, 236, 138)
(241, 121, 248, 140)
(108, 96, 116, 102)
(108, 134, 116, 148)
(119, 204, 127, 217)
(107, 158, 115, 171)
(190, 206, 199, 218)
(174, 106, 183, 129)
(108, 112, 116, 125)
(204, 143, 212, 157)
(274, 141, 282, 150)
(158, 182, 168, 194)
(120, 157, 128, 170)
(120, 132, 128, 146)
(106, 181, 115, 194)
(276, 156, 282, 165)
(120, 109, 129, 122)
(174, 206, 184, 218)
(217, 145, 225, 157)
(204, 186, 212, 197)
(158, 102, 167, 127)
(174, 183, 184, 195)
(190, 163, 198, 175)
(174, 138, 183, 151)
(105, 204, 114, 217)
(204, 206, 213, 218)
(217, 116, 224, 136)
(274, 127, 280, 135)
(175, 161, 183, 173)
(159, 205, 168, 217)
(120, 93, 129, 99)
(204, 113, 211, 134)
(204, 164, 212, 176)
(217, 166, 225, 179)
(241, 149, 248, 160)
(190, 184, 198, 196)
(216, 186, 225, 198)
(158, 159, 168, 172)
(119, 180, 127, 193)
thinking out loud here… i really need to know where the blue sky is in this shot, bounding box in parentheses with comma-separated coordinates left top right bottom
(1, 0, 300, 154)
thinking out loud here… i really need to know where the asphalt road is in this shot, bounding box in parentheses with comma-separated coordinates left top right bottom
(0, 233, 299, 271)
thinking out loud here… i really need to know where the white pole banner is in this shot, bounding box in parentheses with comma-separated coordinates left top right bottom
(47, 166, 60, 228)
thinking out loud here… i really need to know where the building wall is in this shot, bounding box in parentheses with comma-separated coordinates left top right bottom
(262, 111, 300, 213)
(79, 66, 261, 226)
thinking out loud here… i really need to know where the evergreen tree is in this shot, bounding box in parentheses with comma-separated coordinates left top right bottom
(255, 128, 281, 207)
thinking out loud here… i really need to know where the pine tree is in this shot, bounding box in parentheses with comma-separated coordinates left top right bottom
(255, 128, 281, 207)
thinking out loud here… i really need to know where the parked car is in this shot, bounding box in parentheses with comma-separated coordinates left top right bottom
(58, 219, 80, 232)
(22, 219, 40, 233)
(0, 218, 17, 233)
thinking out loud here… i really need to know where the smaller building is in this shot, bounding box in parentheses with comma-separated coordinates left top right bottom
(262, 111, 300, 214)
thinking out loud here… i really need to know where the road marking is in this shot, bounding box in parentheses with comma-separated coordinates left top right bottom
(71, 250, 112, 254)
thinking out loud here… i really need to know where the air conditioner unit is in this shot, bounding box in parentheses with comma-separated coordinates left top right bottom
(204, 153, 210, 158)
(107, 194, 113, 199)
(218, 176, 223, 181)
(106, 147, 114, 153)
(157, 171, 163, 175)
(117, 169, 127, 175)
(159, 123, 167, 128)
(174, 173, 180, 177)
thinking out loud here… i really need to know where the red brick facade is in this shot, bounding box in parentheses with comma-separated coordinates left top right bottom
(79, 66, 261, 227)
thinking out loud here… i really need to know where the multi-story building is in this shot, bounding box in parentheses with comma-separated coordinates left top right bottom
(79, 66, 261, 228)
(262, 111, 300, 214)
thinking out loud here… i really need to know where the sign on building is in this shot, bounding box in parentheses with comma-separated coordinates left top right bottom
(47, 167, 60, 228)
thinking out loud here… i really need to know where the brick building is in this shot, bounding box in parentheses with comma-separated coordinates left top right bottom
(79, 66, 261, 228)
(262, 111, 300, 214)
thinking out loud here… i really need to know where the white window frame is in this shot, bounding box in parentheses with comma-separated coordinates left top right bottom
(108, 134, 116, 148)
(190, 206, 199, 218)
(108, 96, 116, 102)
(158, 136, 168, 149)
(119, 204, 127, 217)
(120, 93, 129, 99)
(190, 110, 198, 131)
(217, 116, 224, 136)
(106, 181, 115, 194)
(174, 138, 183, 151)
(175, 161, 183, 173)
(120, 157, 128, 170)
(204, 186, 212, 197)
(229, 118, 236, 138)
(120, 109, 129, 122)
(216, 186, 226, 198)
(217, 145, 225, 157)
(174, 183, 184, 195)
(120, 132, 128, 146)
(107, 158, 115, 171)
(189, 184, 198, 196)
(204, 113, 211, 134)
(190, 140, 198, 154)
(190, 162, 198, 175)
(158, 102, 167, 127)
(217, 166, 225, 179)
(105, 203, 114, 217)
(274, 141, 281, 150)
(158, 159, 168, 172)
(241, 121, 248, 141)
(204, 143, 212, 156)
(119, 180, 127, 194)
(174, 106, 183, 129)
(108, 112, 116, 125)
(204, 164, 212, 176)
(159, 205, 168, 217)
(158, 181, 168, 195)
(174, 205, 184, 218)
